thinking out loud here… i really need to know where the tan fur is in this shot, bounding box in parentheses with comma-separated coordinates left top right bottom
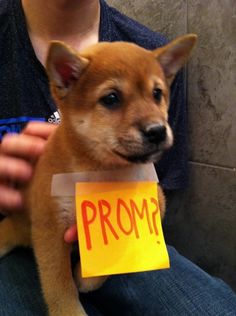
(0, 34, 197, 316)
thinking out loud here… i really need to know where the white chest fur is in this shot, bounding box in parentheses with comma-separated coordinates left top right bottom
(55, 196, 76, 228)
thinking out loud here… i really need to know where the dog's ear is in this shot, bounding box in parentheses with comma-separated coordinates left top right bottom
(153, 34, 197, 85)
(46, 41, 89, 99)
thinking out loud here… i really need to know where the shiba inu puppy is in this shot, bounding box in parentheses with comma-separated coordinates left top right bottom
(0, 34, 197, 315)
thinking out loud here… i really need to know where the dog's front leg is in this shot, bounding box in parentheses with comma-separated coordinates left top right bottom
(32, 224, 87, 316)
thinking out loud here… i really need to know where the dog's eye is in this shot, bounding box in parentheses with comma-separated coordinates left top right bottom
(99, 92, 120, 109)
(153, 88, 162, 103)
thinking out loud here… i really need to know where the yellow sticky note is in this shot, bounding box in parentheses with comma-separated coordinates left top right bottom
(76, 182, 169, 277)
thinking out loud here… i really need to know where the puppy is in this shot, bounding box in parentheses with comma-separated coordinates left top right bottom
(0, 34, 197, 316)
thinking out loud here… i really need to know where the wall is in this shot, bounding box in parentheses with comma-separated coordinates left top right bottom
(106, 0, 236, 290)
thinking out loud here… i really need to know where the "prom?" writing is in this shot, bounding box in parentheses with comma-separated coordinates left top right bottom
(81, 197, 159, 250)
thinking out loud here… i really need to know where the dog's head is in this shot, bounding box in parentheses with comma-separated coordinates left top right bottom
(46, 35, 197, 167)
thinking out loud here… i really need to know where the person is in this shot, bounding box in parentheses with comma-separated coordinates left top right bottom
(0, 0, 235, 315)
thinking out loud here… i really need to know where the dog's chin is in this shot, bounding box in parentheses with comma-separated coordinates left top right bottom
(113, 149, 163, 164)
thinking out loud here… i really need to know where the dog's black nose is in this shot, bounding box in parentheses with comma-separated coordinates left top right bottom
(142, 124, 167, 144)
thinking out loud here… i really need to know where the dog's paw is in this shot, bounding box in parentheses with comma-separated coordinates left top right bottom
(74, 263, 107, 293)
(79, 276, 107, 293)
(0, 221, 11, 258)
(0, 246, 9, 258)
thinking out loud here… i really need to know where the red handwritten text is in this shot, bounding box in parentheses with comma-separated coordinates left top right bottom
(81, 197, 159, 250)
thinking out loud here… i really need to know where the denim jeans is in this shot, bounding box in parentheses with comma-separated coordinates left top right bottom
(0, 246, 235, 316)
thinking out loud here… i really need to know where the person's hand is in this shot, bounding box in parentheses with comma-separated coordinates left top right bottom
(64, 224, 78, 243)
(0, 121, 77, 243)
(0, 122, 57, 212)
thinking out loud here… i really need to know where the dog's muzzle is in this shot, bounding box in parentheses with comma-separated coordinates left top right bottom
(114, 124, 168, 163)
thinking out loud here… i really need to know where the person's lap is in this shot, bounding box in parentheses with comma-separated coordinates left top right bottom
(0, 246, 236, 316)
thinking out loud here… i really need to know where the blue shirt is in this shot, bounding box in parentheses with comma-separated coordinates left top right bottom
(0, 0, 188, 190)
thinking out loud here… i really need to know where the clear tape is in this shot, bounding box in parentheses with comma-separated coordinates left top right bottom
(51, 163, 159, 196)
